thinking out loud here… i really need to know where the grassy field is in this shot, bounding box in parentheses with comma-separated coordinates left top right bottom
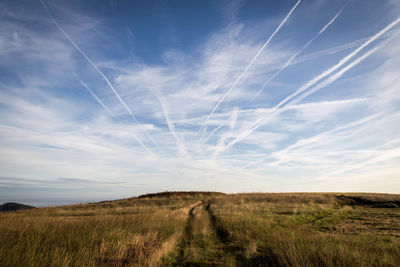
(1, 192, 399, 266)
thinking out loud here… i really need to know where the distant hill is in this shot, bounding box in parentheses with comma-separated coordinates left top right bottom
(0, 202, 35, 212)
(137, 191, 225, 199)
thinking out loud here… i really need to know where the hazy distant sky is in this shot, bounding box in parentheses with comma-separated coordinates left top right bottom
(1, 0, 400, 205)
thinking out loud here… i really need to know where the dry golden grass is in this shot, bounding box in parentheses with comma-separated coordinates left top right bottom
(0, 196, 194, 266)
(210, 193, 400, 266)
(1, 192, 399, 266)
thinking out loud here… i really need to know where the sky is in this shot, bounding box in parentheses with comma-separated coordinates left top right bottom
(1, 0, 400, 206)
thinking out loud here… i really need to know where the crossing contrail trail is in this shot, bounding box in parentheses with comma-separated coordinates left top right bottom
(70, 71, 115, 116)
(152, 90, 186, 156)
(180, 29, 399, 145)
(197, 0, 302, 134)
(40, 0, 158, 156)
(270, 17, 400, 112)
(70, 72, 157, 156)
(291, 45, 381, 105)
(202, 107, 238, 144)
(243, 112, 384, 169)
(323, 144, 400, 177)
(291, 29, 398, 66)
(202, 122, 226, 144)
(212, 17, 400, 156)
(252, 7, 344, 99)
(222, 44, 386, 155)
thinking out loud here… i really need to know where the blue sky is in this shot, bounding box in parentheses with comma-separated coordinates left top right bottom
(1, 0, 400, 205)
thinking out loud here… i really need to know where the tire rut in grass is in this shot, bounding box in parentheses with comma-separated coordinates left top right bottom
(205, 203, 281, 267)
(204, 203, 230, 244)
(172, 201, 231, 266)
(174, 201, 202, 266)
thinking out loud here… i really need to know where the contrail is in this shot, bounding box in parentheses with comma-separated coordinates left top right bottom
(40, 0, 158, 156)
(291, 45, 381, 105)
(197, 0, 302, 133)
(213, 17, 400, 156)
(202, 108, 238, 144)
(253, 7, 344, 99)
(229, 107, 239, 129)
(270, 17, 400, 112)
(202, 107, 239, 144)
(223, 43, 384, 154)
(323, 145, 400, 177)
(152, 90, 186, 156)
(243, 112, 384, 169)
(70, 74, 155, 157)
(202, 122, 226, 144)
(70, 71, 115, 116)
(292, 29, 399, 66)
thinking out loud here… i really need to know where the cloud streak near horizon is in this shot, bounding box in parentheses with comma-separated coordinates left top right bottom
(0, 0, 400, 203)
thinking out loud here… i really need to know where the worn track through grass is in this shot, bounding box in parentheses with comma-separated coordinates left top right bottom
(170, 201, 282, 266)
(169, 201, 237, 266)
(174, 201, 203, 265)
(205, 202, 281, 267)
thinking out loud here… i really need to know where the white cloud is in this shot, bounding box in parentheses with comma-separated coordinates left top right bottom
(0, 0, 399, 198)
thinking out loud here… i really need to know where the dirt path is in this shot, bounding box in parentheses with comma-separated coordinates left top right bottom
(204, 203, 230, 244)
(167, 201, 280, 266)
(204, 202, 245, 265)
(173, 201, 202, 265)
(167, 201, 231, 265)
(204, 202, 280, 267)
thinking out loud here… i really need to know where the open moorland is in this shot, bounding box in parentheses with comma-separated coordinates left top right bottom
(1, 192, 400, 266)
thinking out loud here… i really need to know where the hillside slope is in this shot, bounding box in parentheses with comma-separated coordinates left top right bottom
(0, 192, 399, 266)
(0, 202, 35, 212)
